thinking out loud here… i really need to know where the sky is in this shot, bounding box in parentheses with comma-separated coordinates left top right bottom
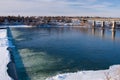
(0, 0, 120, 17)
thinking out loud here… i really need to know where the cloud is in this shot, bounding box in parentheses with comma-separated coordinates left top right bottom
(0, 0, 119, 17)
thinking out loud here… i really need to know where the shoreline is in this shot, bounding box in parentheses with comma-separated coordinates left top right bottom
(46, 65, 120, 80)
(0, 27, 18, 80)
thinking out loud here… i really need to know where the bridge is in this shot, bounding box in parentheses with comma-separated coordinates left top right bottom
(82, 18, 120, 29)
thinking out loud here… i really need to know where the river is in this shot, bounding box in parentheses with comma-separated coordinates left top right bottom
(10, 26, 120, 80)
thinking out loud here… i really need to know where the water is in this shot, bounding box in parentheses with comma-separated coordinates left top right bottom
(10, 26, 120, 80)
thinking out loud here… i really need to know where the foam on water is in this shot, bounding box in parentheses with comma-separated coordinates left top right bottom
(46, 65, 120, 80)
(0, 29, 13, 80)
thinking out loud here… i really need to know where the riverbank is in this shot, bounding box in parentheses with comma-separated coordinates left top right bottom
(46, 65, 120, 80)
(0, 28, 18, 80)
(0, 28, 13, 80)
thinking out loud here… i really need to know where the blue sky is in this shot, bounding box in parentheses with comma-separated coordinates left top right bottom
(0, 0, 120, 17)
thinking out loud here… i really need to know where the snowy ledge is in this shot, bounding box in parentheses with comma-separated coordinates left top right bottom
(46, 65, 120, 80)
(0, 29, 13, 80)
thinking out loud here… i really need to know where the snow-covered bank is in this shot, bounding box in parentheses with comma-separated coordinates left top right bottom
(9, 25, 32, 28)
(0, 29, 13, 80)
(1, 25, 32, 28)
(46, 65, 120, 80)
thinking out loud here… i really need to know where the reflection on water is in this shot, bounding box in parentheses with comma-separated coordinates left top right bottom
(11, 26, 120, 80)
(100, 29, 105, 38)
(91, 28, 119, 41)
(112, 30, 116, 40)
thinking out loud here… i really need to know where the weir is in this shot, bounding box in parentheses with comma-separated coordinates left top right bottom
(7, 27, 31, 80)
(7, 27, 19, 80)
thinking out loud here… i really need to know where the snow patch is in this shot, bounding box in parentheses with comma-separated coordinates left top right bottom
(46, 65, 120, 80)
(8, 25, 32, 28)
(0, 29, 13, 80)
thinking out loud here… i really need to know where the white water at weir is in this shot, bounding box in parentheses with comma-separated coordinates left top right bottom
(0, 29, 12, 80)
(46, 65, 120, 80)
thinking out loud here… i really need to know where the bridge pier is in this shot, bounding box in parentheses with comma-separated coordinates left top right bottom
(112, 21, 116, 30)
(101, 21, 105, 29)
(92, 20, 96, 27)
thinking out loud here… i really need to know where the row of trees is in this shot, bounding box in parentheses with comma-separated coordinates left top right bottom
(0, 16, 116, 25)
